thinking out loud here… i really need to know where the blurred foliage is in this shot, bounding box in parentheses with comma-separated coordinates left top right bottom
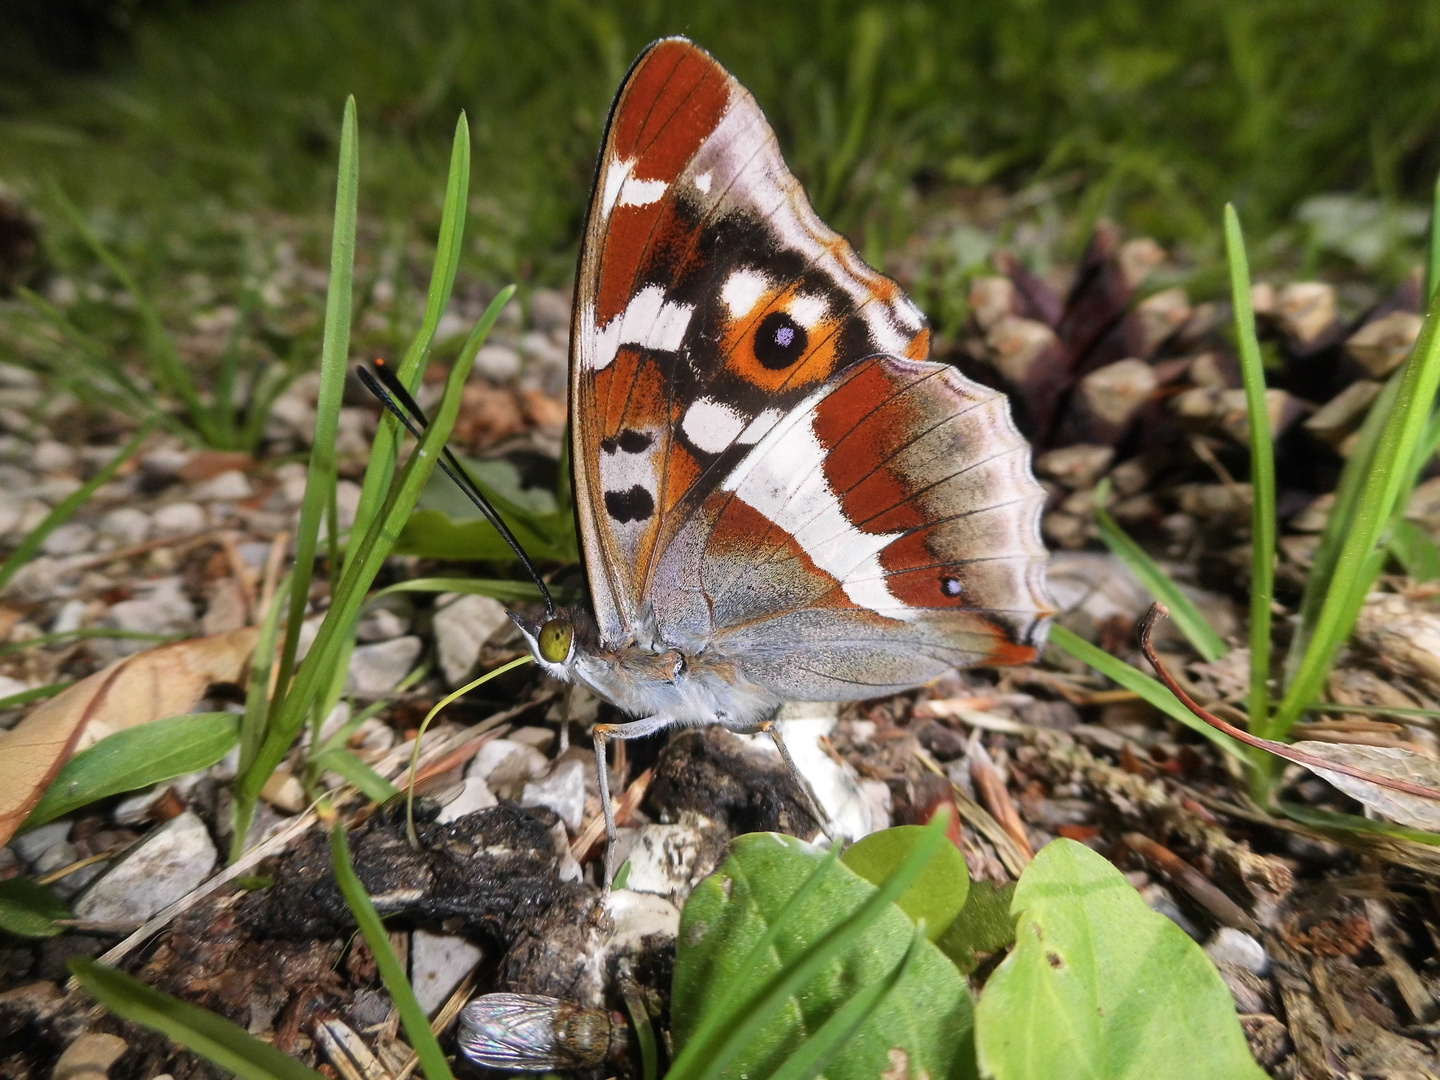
(2, 0, 1439, 289)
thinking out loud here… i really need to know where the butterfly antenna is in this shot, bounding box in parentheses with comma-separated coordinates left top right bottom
(358, 360, 557, 619)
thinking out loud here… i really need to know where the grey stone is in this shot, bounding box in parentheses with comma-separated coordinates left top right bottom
(520, 759, 586, 833)
(104, 577, 196, 639)
(475, 343, 521, 382)
(467, 739, 548, 800)
(345, 635, 422, 695)
(98, 506, 152, 547)
(50, 858, 107, 900)
(189, 469, 253, 501)
(0, 490, 22, 538)
(528, 289, 571, 332)
(603, 890, 680, 958)
(32, 841, 79, 877)
(1205, 927, 1271, 976)
(0, 673, 28, 701)
(356, 596, 413, 642)
(438, 776, 498, 822)
(141, 445, 193, 479)
(50, 599, 87, 634)
(41, 522, 95, 556)
(152, 501, 207, 538)
(410, 930, 484, 1014)
(520, 330, 567, 374)
(75, 811, 217, 923)
(433, 593, 509, 686)
(0, 361, 40, 389)
(624, 823, 713, 904)
(32, 440, 78, 474)
(11, 820, 71, 866)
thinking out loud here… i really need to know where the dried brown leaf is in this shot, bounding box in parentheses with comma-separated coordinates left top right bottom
(1291, 741, 1440, 831)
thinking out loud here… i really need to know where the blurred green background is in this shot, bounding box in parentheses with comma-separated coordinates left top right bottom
(2, 0, 1439, 307)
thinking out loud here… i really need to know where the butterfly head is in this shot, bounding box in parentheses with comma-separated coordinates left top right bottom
(509, 608, 584, 680)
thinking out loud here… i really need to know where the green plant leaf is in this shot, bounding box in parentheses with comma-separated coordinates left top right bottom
(1390, 518, 1440, 581)
(974, 839, 1265, 1080)
(841, 824, 970, 940)
(69, 957, 326, 1080)
(0, 879, 70, 938)
(23, 712, 239, 831)
(936, 880, 1015, 975)
(1092, 480, 1226, 662)
(312, 749, 399, 803)
(1279, 800, 1440, 846)
(671, 832, 976, 1080)
(329, 820, 454, 1080)
(1049, 625, 1248, 762)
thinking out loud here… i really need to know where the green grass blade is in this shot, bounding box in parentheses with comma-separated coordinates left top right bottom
(1275, 288, 1440, 738)
(312, 749, 399, 803)
(0, 628, 176, 658)
(1093, 481, 1226, 662)
(24, 713, 238, 831)
(1279, 801, 1440, 846)
(328, 822, 454, 1080)
(271, 95, 359, 713)
(766, 920, 926, 1080)
(1224, 205, 1279, 739)
(0, 419, 155, 593)
(348, 112, 470, 568)
(1428, 169, 1440, 303)
(369, 577, 545, 605)
(0, 682, 71, 710)
(69, 957, 326, 1080)
(1049, 625, 1249, 762)
(237, 572, 292, 802)
(668, 816, 946, 1080)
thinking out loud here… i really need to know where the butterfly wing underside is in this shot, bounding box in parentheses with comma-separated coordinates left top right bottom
(571, 37, 1052, 686)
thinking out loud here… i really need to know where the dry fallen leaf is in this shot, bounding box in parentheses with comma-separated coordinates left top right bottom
(1291, 741, 1440, 832)
(0, 626, 258, 846)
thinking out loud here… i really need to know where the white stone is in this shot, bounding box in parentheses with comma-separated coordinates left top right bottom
(1205, 927, 1271, 976)
(529, 289, 571, 332)
(32, 440, 78, 474)
(475, 343, 522, 382)
(520, 330, 567, 373)
(356, 598, 412, 643)
(152, 502, 207, 538)
(746, 701, 874, 841)
(189, 470, 253, 501)
(345, 635, 422, 695)
(437, 776, 498, 822)
(41, 522, 95, 556)
(74, 811, 217, 923)
(603, 890, 681, 957)
(624, 823, 710, 903)
(433, 593, 510, 686)
(0, 490, 22, 538)
(0, 673, 29, 702)
(103, 577, 196, 639)
(50, 599, 87, 634)
(467, 739, 548, 799)
(98, 506, 152, 547)
(0, 361, 40, 389)
(11, 820, 72, 866)
(141, 445, 193, 478)
(410, 930, 484, 1015)
(520, 759, 586, 833)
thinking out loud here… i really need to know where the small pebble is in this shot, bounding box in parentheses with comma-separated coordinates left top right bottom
(624, 823, 712, 904)
(74, 811, 217, 923)
(189, 469, 253, 501)
(520, 759, 586, 833)
(528, 288, 571, 332)
(32, 440, 78, 474)
(475, 343, 522, 382)
(438, 776, 498, 822)
(345, 635, 422, 695)
(468, 739, 548, 800)
(433, 593, 510, 686)
(50, 598, 87, 634)
(0, 490, 22, 537)
(356, 597, 412, 642)
(1204, 927, 1271, 976)
(410, 930, 484, 1014)
(152, 501, 207, 537)
(98, 506, 152, 547)
(41, 522, 95, 556)
(11, 820, 72, 866)
(0, 673, 29, 701)
(604, 890, 681, 956)
(104, 576, 196, 638)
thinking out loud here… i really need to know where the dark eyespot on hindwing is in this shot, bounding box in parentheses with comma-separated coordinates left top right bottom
(604, 486, 655, 523)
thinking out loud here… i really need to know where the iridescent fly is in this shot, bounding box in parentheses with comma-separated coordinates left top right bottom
(457, 993, 628, 1071)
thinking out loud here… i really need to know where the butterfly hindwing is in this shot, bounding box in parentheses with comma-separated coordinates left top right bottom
(572, 37, 931, 642)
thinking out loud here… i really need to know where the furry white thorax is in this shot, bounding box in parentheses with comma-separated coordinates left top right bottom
(513, 612, 780, 729)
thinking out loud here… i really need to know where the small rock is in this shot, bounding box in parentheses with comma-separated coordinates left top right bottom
(468, 739, 548, 800)
(189, 469, 253, 501)
(761, 701, 874, 841)
(41, 522, 95, 557)
(1276, 281, 1337, 344)
(528, 288, 571, 332)
(74, 811, 217, 923)
(0, 672, 29, 701)
(152, 501, 207, 537)
(603, 889, 681, 958)
(1204, 927, 1271, 976)
(98, 506, 152, 547)
(520, 759, 586, 833)
(410, 930, 484, 1014)
(0, 361, 40, 389)
(50, 598, 87, 634)
(0, 490, 21, 538)
(433, 593, 510, 686)
(1291, 492, 1334, 532)
(624, 823, 713, 903)
(32, 440, 78, 474)
(1347, 310, 1424, 377)
(475, 343, 522, 382)
(176, 449, 254, 483)
(1304, 379, 1382, 445)
(345, 636, 422, 695)
(1, 555, 80, 602)
(508, 725, 556, 751)
(520, 330, 567, 374)
(356, 595, 413, 642)
(986, 315, 1060, 384)
(1036, 444, 1114, 489)
(103, 577, 196, 640)
(438, 776, 498, 822)
(11, 820, 72, 867)
(53, 1034, 129, 1080)
(32, 841, 79, 877)
(1078, 358, 1157, 432)
(261, 769, 306, 813)
(967, 276, 1017, 332)
(141, 445, 193, 479)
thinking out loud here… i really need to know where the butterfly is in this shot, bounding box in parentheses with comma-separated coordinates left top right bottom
(507, 37, 1054, 883)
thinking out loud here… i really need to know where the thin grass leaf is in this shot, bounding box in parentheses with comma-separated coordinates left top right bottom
(369, 577, 546, 605)
(69, 957, 326, 1080)
(312, 749, 399, 803)
(271, 95, 359, 714)
(1279, 800, 1440, 846)
(1276, 289, 1440, 739)
(765, 921, 926, 1080)
(0, 628, 176, 658)
(668, 814, 947, 1080)
(1049, 625, 1248, 762)
(621, 983, 659, 1080)
(1092, 480, 1226, 662)
(0, 419, 155, 593)
(1225, 205, 1279, 742)
(348, 113, 470, 566)
(1429, 169, 1440, 303)
(24, 712, 238, 830)
(1390, 518, 1440, 580)
(0, 683, 71, 711)
(238, 572, 291, 786)
(328, 821, 454, 1080)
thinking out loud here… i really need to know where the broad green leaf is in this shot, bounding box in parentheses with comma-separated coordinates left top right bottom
(24, 713, 239, 831)
(937, 881, 1015, 975)
(842, 824, 970, 940)
(974, 839, 1265, 1080)
(70, 957, 326, 1080)
(0, 879, 70, 938)
(673, 833, 976, 1080)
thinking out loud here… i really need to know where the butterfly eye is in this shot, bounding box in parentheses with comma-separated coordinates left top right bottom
(754, 311, 808, 369)
(538, 618, 574, 663)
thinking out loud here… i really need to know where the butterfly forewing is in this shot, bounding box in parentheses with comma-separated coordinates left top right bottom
(572, 38, 931, 642)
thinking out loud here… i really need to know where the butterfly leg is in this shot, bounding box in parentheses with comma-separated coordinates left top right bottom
(593, 715, 675, 889)
(753, 716, 836, 844)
